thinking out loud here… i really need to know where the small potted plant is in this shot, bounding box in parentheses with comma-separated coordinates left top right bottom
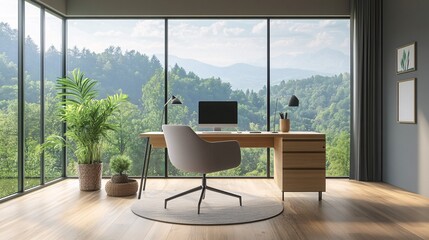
(105, 155, 138, 197)
(110, 155, 132, 183)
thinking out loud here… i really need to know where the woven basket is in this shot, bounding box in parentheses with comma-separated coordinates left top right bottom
(105, 179, 138, 197)
(78, 163, 102, 191)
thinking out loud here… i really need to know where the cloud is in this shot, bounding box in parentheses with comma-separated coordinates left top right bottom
(0, 1, 18, 28)
(271, 39, 295, 48)
(171, 19, 349, 66)
(168, 20, 267, 67)
(131, 20, 164, 38)
(339, 37, 350, 53)
(252, 20, 266, 34)
(307, 31, 334, 48)
(170, 20, 245, 39)
(319, 20, 337, 28)
(199, 21, 228, 36)
(270, 20, 285, 27)
(289, 22, 318, 33)
(94, 30, 123, 37)
(224, 27, 244, 36)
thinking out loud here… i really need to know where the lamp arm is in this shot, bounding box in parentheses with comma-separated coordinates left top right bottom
(163, 97, 173, 108)
(160, 98, 172, 131)
(272, 98, 278, 132)
(160, 107, 165, 131)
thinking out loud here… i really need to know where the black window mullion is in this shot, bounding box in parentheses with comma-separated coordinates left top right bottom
(40, 7, 45, 185)
(17, 0, 25, 192)
(164, 19, 168, 178)
(267, 18, 271, 178)
(62, 18, 67, 178)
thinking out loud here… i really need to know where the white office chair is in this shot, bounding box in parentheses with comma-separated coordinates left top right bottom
(162, 125, 242, 214)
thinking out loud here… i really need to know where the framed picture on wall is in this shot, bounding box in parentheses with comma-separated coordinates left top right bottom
(397, 42, 416, 74)
(397, 78, 416, 124)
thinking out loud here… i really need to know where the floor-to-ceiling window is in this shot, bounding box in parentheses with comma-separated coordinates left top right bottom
(270, 19, 350, 177)
(23, 1, 42, 189)
(1, 13, 350, 200)
(67, 19, 166, 177)
(0, 1, 65, 200)
(44, 11, 63, 182)
(66, 18, 350, 178)
(168, 19, 268, 176)
(0, 0, 19, 198)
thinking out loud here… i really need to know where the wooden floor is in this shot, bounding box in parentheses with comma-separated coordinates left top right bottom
(1, 179, 429, 240)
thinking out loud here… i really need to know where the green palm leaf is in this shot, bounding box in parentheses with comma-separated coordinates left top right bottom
(56, 68, 98, 105)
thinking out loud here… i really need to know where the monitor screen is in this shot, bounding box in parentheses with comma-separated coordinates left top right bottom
(198, 101, 238, 130)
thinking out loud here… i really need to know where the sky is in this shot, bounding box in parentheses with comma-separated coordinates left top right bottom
(0, 0, 18, 29)
(0, 0, 62, 50)
(168, 19, 267, 67)
(1, 0, 350, 69)
(68, 20, 165, 60)
(67, 19, 350, 68)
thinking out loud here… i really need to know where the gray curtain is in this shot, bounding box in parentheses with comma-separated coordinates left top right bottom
(350, 0, 382, 181)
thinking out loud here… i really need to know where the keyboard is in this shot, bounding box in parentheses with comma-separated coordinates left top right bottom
(199, 131, 234, 134)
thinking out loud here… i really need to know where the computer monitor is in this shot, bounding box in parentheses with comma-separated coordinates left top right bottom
(198, 101, 238, 131)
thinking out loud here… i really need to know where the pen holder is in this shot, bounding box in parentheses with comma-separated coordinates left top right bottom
(279, 119, 290, 132)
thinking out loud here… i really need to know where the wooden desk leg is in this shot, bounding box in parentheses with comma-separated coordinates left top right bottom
(138, 138, 151, 199)
(282, 192, 284, 201)
(318, 191, 322, 201)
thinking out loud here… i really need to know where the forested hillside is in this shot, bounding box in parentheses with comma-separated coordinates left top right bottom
(1, 21, 349, 198)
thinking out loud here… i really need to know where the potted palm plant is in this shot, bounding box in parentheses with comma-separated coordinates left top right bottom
(56, 69, 128, 191)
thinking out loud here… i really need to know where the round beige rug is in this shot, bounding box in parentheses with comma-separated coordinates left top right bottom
(131, 189, 283, 225)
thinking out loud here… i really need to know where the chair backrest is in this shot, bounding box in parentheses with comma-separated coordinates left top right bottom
(162, 125, 241, 174)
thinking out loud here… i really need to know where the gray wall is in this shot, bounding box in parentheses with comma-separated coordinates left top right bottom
(65, 0, 349, 17)
(383, 0, 429, 197)
(33, 0, 66, 15)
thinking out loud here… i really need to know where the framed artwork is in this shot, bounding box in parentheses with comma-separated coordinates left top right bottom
(397, 42, 416, 74)
(397, 78, 416, 124)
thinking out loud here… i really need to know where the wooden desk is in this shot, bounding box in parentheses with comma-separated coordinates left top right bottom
(138, 131, 326, 201)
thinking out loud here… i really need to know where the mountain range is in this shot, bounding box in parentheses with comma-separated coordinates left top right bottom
(165, 48, 349, 90)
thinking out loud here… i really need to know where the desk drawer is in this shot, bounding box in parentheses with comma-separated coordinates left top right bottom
(283, 153, 325, 169)
(283, 170, 325, 192)
(283, 141, 325, 152)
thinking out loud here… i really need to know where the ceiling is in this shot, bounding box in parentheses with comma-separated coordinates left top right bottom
(34, 0, 350, 18)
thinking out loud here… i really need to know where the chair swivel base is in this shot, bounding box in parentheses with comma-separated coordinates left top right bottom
(164, 174, 242, 214)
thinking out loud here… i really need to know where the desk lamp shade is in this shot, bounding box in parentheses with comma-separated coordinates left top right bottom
(288, 95, 299, 107)
(170, 95, 182, 105)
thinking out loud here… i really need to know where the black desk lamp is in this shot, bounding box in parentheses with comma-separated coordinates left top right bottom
(272, 95, 299, 133)
(160, 95, 182, 130)
(288, 95, 299, 107)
